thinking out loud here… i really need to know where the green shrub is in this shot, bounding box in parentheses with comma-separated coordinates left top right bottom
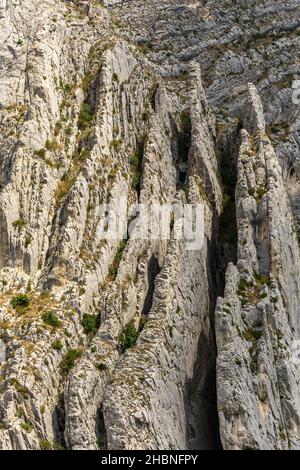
(42, 310, 61, 328)
(97, 436, 106, 449)
(34, 148, 46, 158)
(254, 272, 271, 286)
(10, 379, 30, 398)
(45, 139, 59, 151)
(10, 294, 30, 309)
(60, 349, 82, 374)
(237, 278, 253, 296)
(65, 124, 72, 136)
(20, 421, 33, 433)
(54, 121, 62, 136)
(168, 325, 174, 338)
(16, 408, 25, 418)
(24, 235, 32, 248)
(12, 219, 27, 230)
(40, 439, 52, 450)
(119, 322, 138, 352)
(81, 314, 97, 335)
(130, 144, 144, 191)
(95, 363, 108, 371)
(51, 339, 63, 351)
(62, 83, 73, 94)
(78, 148, 90, 160)
(78, 103, 93, 131)
(132, 172, 141, 190)
(256, 186, 268, 202)
(142, 111, 149, 122)
(109, 139, 123, 151)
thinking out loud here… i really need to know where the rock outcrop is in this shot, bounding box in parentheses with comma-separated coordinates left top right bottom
(0, 0, 299, 451)
(216, 84, 300, 450)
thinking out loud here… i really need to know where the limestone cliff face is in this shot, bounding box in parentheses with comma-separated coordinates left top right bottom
(216, 85, 300, 450)
(0, 0, 299, 450)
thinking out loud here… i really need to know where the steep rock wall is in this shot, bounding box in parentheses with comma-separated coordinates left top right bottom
(216, 84, 300, 450)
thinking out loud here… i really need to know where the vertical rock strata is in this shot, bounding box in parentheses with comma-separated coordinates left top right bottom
(216, 85, 300, 450)
(0, 0, 299, 451)
(64, 62, 222, 450)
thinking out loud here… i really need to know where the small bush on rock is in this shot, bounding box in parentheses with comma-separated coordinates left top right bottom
(42, 310, 61, 328)
(10, 294, 30, 309)
(60, 349, 82, 374)
(20, 421, 33, 433)
(51, 340, 63, 351)
(40, 440, 52, 450)
(119, 322, 138, 352)
(12, 219, 26, 230)
(78, 103, 93, 131)
(81, 314, 97, 335)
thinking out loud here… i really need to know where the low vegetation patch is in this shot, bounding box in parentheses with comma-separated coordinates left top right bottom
(60, 349, 83, 374)
(10, 379, 30, 398)
(39, 440, 52, 450)
(12, 219, 26, 230)
(51, 339, 63, 351)
(119, 322, 139, 352)
(34, 148, 46, 158)
(10, 294, 31, 310)
(237, 274, 270, 307)
(81, 314, 97, 335)
(20, 421, 33, 433)
(130, 143, 144, 191)
(243, 327, 263, 342)
(42, 310, 61, 328)
(254, 272, 271, 286)
(109, 139, 123, 151)
(108, 240, 127, 281)
(78, 102, 93, 131)
(45, 139, 60, 151)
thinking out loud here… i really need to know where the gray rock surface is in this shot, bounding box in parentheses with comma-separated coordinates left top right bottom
(216, 84, 300, 450)
(0, 0, 299, 450)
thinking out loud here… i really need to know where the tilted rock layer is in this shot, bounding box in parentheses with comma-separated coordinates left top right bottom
(0, 0, 299, 450)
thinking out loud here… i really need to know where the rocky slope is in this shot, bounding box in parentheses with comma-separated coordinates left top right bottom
(0, 0, 299, 450)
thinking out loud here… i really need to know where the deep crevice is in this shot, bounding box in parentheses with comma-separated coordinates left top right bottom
(216, 123, 242, 295)
(96, 407, 107, 450)
(141, 254, 160, 316)
(52, 393, 67, 449)
(185, 333, 222, 450)
(150, 83, 159, 112)
(170, 110, 192, 188)
(185, 122, 242, 450)
(131, 137, 146, 201)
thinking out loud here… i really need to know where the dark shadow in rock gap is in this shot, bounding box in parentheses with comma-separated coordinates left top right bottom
(169, 110, 192, 188)
(184, 333, 222, 450)
(52, 393, 67, 449)
(141, 254, 160, 317)
(96, 406, 107, 450)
